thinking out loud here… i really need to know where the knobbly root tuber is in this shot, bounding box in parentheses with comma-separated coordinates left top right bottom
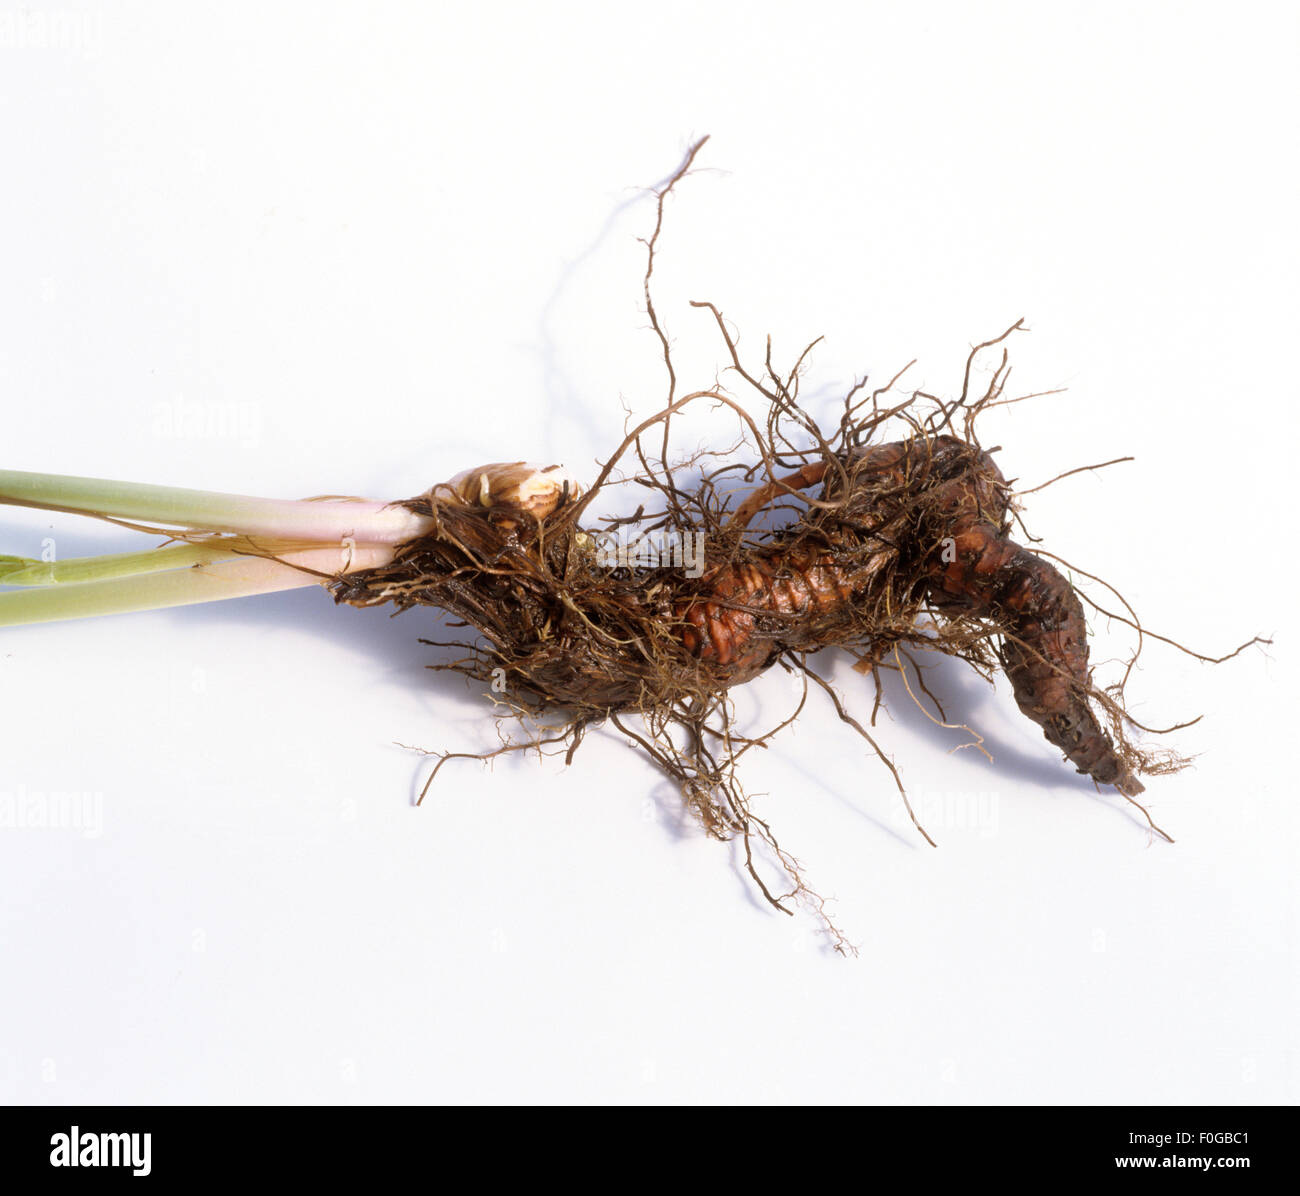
(667, 433, 1141, 796)
(930, 520, 1147, 798)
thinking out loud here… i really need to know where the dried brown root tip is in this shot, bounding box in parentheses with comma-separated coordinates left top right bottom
(1111, 778, 1174, 843)
(1116, 774, 1146, 798)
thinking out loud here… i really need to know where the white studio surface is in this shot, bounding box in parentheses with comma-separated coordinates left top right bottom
(0, 1, 1295, 1104)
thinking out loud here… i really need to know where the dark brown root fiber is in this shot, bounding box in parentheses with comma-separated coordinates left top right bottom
(327, 139, 1263, 952)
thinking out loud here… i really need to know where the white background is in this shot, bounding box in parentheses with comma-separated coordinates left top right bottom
(1, 2, 1295, 1104)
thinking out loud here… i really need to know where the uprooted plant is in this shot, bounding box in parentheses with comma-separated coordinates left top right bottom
(0, 137, 1263, 952)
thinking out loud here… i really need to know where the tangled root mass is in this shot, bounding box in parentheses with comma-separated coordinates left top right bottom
(329, 142, 1257, 951)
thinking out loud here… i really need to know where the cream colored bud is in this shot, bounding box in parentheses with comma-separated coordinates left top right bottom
(430, 462, 583, 519)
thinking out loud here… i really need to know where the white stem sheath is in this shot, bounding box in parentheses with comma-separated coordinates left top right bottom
(0, 469, 435, 543)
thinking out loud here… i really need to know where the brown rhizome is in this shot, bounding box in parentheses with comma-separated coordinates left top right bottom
(326, 138, 1264, 953)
